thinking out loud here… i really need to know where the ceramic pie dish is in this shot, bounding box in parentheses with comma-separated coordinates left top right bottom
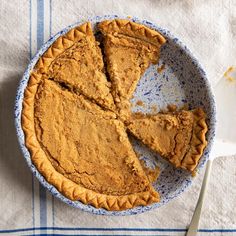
(15, 15, 216, 216)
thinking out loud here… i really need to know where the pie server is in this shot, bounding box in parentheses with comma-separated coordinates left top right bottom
(186, 66, 236, 236)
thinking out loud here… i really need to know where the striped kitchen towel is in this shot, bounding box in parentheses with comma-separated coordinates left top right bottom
(0, 0, 235, 235)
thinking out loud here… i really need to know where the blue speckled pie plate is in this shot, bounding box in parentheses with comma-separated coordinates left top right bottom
(15, 15, 216, 216)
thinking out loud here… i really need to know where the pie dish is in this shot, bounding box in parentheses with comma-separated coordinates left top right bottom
(15, 16, 216, 215)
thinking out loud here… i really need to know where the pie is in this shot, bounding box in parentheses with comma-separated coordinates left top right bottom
(127, 109, 208, 171)
(98, 20, 166, 118)
(21, 19, 208, 211)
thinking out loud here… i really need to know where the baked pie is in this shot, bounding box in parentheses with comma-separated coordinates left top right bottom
(21, 19, 208, 211)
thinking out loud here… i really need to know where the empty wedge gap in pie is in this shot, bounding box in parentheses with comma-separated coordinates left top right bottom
(21, 19, 208, 211)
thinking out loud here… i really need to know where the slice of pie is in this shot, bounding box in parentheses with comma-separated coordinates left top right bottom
(22, 78, 159, 210)
(34, 22, 115, 110)
(127, 109, 208, 171)
(98, 19, 166, 116)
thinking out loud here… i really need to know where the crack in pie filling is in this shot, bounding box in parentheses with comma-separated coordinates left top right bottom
(22, 19, 208, 211)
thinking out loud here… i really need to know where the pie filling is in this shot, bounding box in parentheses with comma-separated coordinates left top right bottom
(35, 79, 154, 196)
(102, 34, 160, 101)
(49, 38, 117, 111)
(22, 20, 208, 211)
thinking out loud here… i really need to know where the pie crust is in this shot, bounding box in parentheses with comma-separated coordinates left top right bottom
(98, 19, 166, 45)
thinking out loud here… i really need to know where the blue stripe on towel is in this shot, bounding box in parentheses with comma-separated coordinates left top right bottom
(49, 0, 52, 36)
(36, 0, 47, 228)
(37, 0, 44, 48)
(0, 227, 236, 233)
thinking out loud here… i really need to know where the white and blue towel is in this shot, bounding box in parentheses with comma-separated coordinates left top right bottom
(0, 0, 236, 235)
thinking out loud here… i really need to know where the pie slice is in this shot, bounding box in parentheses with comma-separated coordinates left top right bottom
(22, 78, 159, 210)
(127, 109, 208, 171)
(98, 19, 166, 114)
(33, 22, 115, 110)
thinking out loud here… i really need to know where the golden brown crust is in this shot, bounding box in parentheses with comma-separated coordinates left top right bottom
(180, 108, 208, 171)
(22, 76, 159, 211)
(98, 19, 166, 46)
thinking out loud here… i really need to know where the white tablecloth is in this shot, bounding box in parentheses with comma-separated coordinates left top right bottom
(0, 0, 235, 235)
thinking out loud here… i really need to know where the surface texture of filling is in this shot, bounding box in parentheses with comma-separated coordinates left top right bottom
(102, 34, 160, 101)
(48, 37, 115, 111)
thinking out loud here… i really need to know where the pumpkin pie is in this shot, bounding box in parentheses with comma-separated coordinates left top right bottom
(99, 19, 166, 117)
(127, 109, 208, 171)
